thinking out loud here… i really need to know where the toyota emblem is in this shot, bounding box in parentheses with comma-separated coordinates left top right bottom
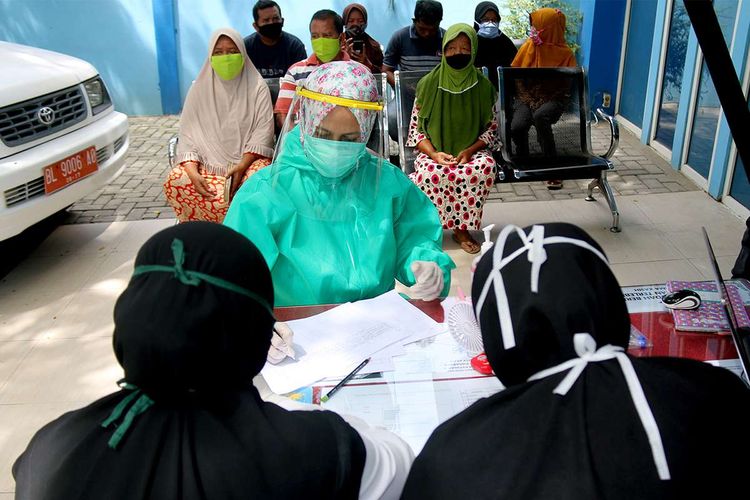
(37, 107, 55, 125)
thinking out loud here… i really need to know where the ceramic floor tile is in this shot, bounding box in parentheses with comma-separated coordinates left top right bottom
(0, 292, 75, 342)
(0, 341, 34, 392)
(0, 402, 90, 493)
(586, 224, 684, 264)
(47, 288, 119, 339)
(84, 249, 135, 292)
(657, 222, 745, 260)
(0, 337, 121, 405)
(482, 200, 558, 229)
(689, 254, 737, 280)
(609, 260, 706, 287)
(30, 221, 130, 258)
(0, 253, 106, 297)
(113, 218, 177, 254)
(634, 191, 742, 226)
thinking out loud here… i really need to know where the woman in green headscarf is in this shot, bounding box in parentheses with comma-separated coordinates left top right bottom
(407, 23, 498, 254)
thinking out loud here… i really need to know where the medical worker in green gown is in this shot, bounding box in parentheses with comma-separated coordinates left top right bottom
(225, 60, 454, 320)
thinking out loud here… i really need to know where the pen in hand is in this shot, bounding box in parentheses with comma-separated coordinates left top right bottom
(321, 357, 371, 403)
(272, 323, 296, 361)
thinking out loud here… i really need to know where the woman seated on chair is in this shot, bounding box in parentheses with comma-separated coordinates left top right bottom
(14, 222, 414, 499)
(510, 8, 577, 190)
(164, 28, 275, 223)
(224, 60, 455, 308)
(402, 222, 750, 499)
(407, 23, 497, 255)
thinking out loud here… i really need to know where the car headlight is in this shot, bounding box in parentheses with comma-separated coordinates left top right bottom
(84, 76, 112, 115)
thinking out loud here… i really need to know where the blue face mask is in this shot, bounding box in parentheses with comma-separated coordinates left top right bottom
(303, 134, 366, 179)
(478, 21, 500, 39)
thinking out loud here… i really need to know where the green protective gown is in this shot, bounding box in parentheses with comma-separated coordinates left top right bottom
(224, 127, 455, 306)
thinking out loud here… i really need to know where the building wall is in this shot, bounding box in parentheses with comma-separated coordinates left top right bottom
(0, 0, 162, 116)
(1, 0, 636, 120)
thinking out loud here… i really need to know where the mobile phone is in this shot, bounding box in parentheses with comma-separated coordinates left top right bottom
(352, 39, 364, 54)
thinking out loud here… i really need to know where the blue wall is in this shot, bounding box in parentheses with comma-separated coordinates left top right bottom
(0, 0, 622, 116)
(0, 0, 162, 116)
(618, 0, 658, 127)
(576, 0, 627, 110)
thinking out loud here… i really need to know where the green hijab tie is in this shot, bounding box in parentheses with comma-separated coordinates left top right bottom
(416, 23, 497, 156)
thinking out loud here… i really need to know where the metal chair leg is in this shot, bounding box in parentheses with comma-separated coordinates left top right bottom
(597, 171, 621, 232)
(585, 177, 598, 201)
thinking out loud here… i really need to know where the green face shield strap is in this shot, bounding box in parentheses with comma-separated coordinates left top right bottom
(132, 238, 274, 318)
(100, 382, 154, 450)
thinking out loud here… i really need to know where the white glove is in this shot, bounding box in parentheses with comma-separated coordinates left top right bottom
(407, 261, 444, 300)
(267, 322, 296, 364)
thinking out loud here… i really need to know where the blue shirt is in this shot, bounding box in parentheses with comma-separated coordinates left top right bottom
(383, 24, 445, 73)
(244, 31, 307, 79)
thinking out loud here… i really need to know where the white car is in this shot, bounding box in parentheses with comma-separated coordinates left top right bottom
(0, 41, 129, 240)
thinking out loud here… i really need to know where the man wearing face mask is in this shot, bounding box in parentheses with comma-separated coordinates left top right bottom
(274, 9, 350, 130)
(473, 1, 517, 89)
(243, 1, 307, 79)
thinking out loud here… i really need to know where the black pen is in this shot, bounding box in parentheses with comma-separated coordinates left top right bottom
(321, 357, 371, 403)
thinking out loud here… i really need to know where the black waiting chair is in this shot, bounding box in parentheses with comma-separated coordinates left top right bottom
(393, 69, 432, 175)
(495, 66, 621, 232)
(168, 77, 283, 169)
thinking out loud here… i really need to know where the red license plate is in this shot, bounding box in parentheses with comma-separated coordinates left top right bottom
(43, 146, 98, 195)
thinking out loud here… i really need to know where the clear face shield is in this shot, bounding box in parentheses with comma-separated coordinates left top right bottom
(268, 67, 386, 221)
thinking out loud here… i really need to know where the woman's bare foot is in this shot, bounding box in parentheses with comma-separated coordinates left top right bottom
(452, 229, 480, 254)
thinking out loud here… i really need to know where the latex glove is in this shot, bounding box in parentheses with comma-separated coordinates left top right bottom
(408, 261, 444, 300)
(267, 322, 296, 364)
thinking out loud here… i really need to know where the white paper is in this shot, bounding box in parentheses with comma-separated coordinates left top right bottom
(261, 291, 439, 393)
(320, 375, 503, 454)
(621, 284, 668, 313)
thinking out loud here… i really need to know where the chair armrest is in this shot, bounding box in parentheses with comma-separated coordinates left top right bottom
(595, 108, 619, 160)
(167, 135, 179, 169)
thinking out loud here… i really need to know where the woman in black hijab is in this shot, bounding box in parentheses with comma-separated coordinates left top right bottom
(402, 222, 750, 499)
(13, 222, 367, 499)
(473, 1, 517, 89)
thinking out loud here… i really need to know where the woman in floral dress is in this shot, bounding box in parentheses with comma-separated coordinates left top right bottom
(407, 23, 498, 254)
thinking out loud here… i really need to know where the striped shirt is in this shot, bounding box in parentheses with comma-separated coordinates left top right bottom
(383, 25, 444, 73)
(274, 52, 351, 117)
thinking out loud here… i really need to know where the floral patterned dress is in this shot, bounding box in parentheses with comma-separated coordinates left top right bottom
(164, 158, 270, 223)
(407, 103, 498, 231)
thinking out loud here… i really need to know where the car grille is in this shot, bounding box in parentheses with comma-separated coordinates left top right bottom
(0, 85, 87, 147)
(3, 177, 46, 207)
(2, 135, 125, 208)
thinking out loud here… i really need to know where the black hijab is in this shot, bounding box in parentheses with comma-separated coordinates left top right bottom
(474, 1, 499, 24)
(402, 223, 750, 500)
(13, 222, 365, 499)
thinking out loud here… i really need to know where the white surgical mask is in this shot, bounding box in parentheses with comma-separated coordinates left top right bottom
(478, 21, 500, 39)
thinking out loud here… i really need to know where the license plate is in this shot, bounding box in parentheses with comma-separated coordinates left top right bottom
(43, 146, 98, 195)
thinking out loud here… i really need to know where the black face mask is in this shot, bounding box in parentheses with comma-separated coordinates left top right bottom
(346, 25, 364, 39)
(445, 53, 471, 69)
(258, 22, 283, 39)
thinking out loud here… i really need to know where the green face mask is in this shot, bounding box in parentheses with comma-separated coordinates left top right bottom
(312, 37, 341, 63)
(210, 54, 244, 80)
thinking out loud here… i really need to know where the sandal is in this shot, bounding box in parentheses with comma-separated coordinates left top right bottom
(452, 231, 481, 254)
(546, 180, 563, 190)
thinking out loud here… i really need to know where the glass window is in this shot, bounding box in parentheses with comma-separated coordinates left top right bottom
(654, 1, 690, 149)
(730, 155, 750, 209)
(685, 0, 739, 178)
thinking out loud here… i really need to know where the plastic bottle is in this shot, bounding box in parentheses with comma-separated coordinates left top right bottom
(470, 224, 495, 273)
